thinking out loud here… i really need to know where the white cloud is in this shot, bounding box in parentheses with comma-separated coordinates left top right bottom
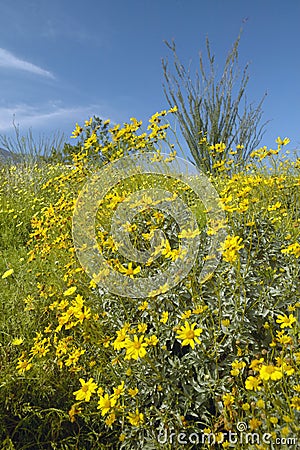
(0, 103, 106, 133)
(0, 48, 54, 79)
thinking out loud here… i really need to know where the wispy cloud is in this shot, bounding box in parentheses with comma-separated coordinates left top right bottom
(0, 103, 108, 133)
(0, 48, 54, 78)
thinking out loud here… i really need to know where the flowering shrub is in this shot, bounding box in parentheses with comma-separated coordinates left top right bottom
(0, 110, 299, 449)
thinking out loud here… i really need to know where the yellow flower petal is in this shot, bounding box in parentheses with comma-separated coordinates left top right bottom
(63, 286, 77, 296)
(2, 268, 14, 279)
(12, 337, 23, 345)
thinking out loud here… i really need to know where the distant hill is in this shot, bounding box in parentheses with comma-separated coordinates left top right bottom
(0, 147, 21, 163)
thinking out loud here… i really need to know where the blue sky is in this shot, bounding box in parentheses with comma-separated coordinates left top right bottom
(0, 0, 300, 156)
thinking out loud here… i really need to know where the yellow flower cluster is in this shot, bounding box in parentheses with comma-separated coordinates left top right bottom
(244, 314, 297, 391)
(250, 137, 290, 162)
(112, 322, 158, 360)
(51, 293, 91, 332)
(219, 235, 244, 263)
(5, 112, 298, 447)
(281, 242, 300, 258)
(72, 377, 144, 428)
(70, 107, 178, 163)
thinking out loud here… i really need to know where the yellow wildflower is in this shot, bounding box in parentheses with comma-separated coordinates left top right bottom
(242, 403, 250, 411)
(249, 417, 262, 430)
(275, 136, 290, 146)
(124, 335, 148, 360)
(276, 313, 297, 328)
(176, 321, 202, 349)
(71, 123, 83, 138)
(137, 323, 147, 333)
(138, 301, 148, 311)
(160, 311, 169, 324)
(63, 286, 77, 296)
(128, 387, 139, 397)
(276, 330, 293, 345)
(12, 337, 23, 346)
(16, 355, 33, 374)
(281, 361, 294, 376)
(281, 242, 300, 258)
(181, 310, 192, 320)
(249, 358, 264, 371)
(219, 235, 244, 263)
(256, 399, 265, 409)
(259, 364, 283, 381)
(145, 335, 159, 346)
(245, 376, 262, 391)
(230, 360, 246, 376)
(73, 378, 98, 402)
(2, 268, 14, 279)
(112, 381, 125, 400)
(291, 396, 300, 411)
(222, 393, 234, 407)
(192, 305, 208, 314)
(119, 262, 141, 278)
(105, 412, 116, 426)
(65, 348, 85, 367)
(127, 409, 144, 427)
(97, 393, 117, 416)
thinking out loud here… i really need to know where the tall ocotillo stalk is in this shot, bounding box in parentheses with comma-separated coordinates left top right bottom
(162, 32, 268, 174)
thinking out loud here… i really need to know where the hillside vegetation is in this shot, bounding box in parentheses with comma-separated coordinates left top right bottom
(0, 111, 299, 449)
